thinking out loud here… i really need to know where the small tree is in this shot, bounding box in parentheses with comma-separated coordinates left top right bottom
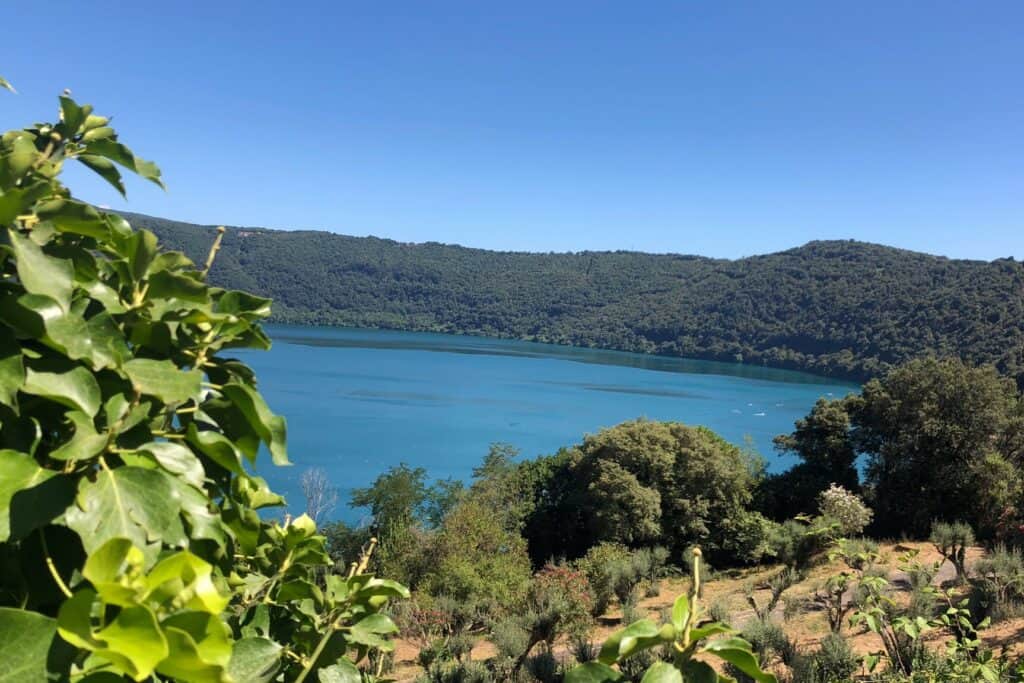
(931, 520, 975, 585)
(818, 483, 873, 536)
(300, 466, 339, 526)
(747, 567, 801, 621)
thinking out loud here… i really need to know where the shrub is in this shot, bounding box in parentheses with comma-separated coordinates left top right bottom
(574, 542, 632, 616)
(971, 544, 1024, 622)
(525, 650, 562, 683)
(930, 520, 975, 584)
(739, 617, 795, 668)
(708, 597, 732, 623)
(421, 497, 532, 611)
(568, 634, 598, 664)
(790, 633, 859, 683)
(747, 566, 801, 621)
(0, 83, 407, 681)
(564, 548, 777, 683)
(527, 564, 595, 644)
(490, 617, 530, 661)
(817, 483, 873, 536)
(766, 517, 833, 570)
(418, 660, 496, 683)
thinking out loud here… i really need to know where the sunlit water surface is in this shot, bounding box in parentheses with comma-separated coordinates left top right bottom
(238, 325, 857, 521)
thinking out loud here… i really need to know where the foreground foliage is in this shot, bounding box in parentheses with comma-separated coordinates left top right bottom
(0, 80, 406, 681)
(565, 549, 776, 683)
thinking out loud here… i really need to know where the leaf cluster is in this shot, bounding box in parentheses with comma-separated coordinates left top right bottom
(0, 85, 408, 681)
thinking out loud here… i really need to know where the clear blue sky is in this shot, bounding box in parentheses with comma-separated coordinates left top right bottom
(4, 2, 1022, 259)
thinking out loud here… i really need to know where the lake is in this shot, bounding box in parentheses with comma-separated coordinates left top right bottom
(239, 325, 857, 522)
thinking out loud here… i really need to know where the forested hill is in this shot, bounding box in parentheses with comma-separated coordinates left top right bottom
(127, 212, 1024, 384)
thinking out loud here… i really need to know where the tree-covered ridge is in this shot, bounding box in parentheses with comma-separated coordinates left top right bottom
(130, 212, 1024, 384)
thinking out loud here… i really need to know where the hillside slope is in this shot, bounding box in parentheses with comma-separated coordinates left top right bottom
(129, 212, 1024, 383)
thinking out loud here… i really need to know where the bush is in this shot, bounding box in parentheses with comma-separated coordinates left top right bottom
(766, 517, 833, 570)
(972, 544, 1024, 622)
(526, 564, 595, 644)
(490, 617, 530, 661)
(736, 617, 795, 671)
(418, 660, 496, 683)
(421, 497, 532, 611)
(568, 634, 598, 664)
(817, 483, 873, 536)
(524, 650, 562, 683)
(574, 542, 632, 616)
(790, 634, 859, 683)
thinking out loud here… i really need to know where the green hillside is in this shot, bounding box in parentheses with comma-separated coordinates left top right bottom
(129, 212, 1024, 383)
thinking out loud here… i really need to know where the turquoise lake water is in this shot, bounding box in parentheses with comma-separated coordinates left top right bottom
(239, 325, 857, 522)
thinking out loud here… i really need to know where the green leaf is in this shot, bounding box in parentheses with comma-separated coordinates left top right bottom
(156, 613, 232, 683)
(221, 383, 289, 465)
(0, 607, 64, 682)
(6, 134, 36, 178)
(84, 312, 131, 369)
(7, 229, 74, 311)
(148, 270, 209, 303)
(0, 333, 24, 408)
(84, 139, 164, 189)
(640, 662, 684, 683)
(0, 75, 14, 93)
(317, 660, 361, 683)
(0, 450, 74, 541)
(136, 441, 205, 489)
(680, 660, 718, 683)
(688, 622, 734, 642)
(23, 363, 101, 416)
(58, 589, 168, 680)
(59, 96, 87, 134)
(0, 610, 74, 683)
(0, 450, 51, 540)
(564, 662, 625, 683)
(671, 594, 689, 632)
(82, 125, 115, 142)
(216, 290, 272, 318)
(144, 551, 229, 614)
(82, 538, 146, 606)
(50, 411, 107, 461)
(703, 638, 776, 683)
(121, 228, 159, 281)
(349, 613, 398, 649)
(598, 619, 664, 664)
(186, 423, 245, 474)
(79, 154, 127, 196)
(124, 358, 201, 404)
(227, 637, 281, 683)
(36, 199, 110, 239)
(65, 466, 184, 555)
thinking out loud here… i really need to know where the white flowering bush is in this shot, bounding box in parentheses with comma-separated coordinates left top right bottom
(818, 484, 873, 536)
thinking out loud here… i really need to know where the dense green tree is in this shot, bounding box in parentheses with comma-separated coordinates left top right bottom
(350, 462, 431, 530)
(853, 357, 1021, 537)
(523, 419, 771, 566)
(759, 397, 860, 521)
(134, 212, 1024, 387)
(419, 497, 533, 612)
(773, 397, 858, 488)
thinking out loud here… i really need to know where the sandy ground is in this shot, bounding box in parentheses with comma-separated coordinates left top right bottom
(388, 542, 1024, 681)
